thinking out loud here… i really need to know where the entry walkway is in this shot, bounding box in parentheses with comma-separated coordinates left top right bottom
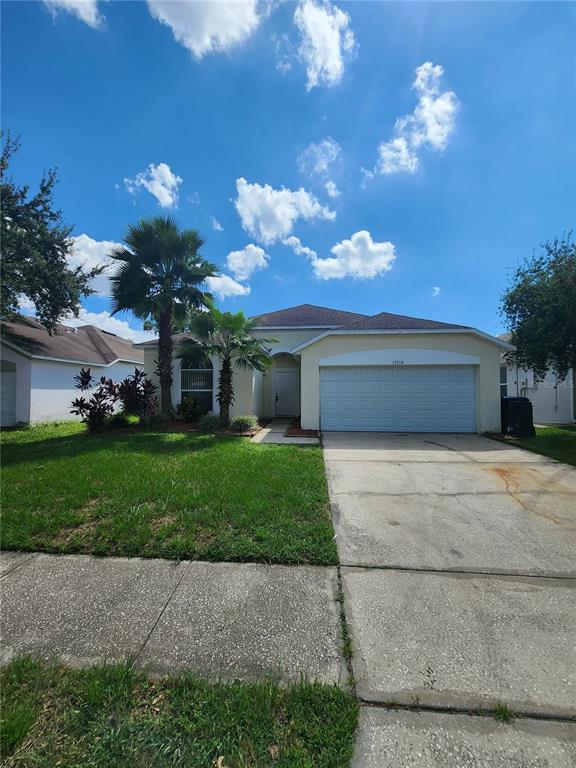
(251, 419, 319, 445)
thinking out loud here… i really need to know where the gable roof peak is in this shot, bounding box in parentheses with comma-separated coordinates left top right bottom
(252, 303, 368, 328)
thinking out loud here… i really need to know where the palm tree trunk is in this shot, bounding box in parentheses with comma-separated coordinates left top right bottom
(218, 356, 233, 426)
(157, 308, 173, 418)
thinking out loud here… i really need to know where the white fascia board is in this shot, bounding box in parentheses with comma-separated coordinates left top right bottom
(290, 328, 516, 353)
(134, 338, 159, 348)
(29, 354, 143, 367)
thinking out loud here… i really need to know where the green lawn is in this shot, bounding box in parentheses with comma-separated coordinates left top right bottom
(502, 424, 576, 467)
(0, 423, 337, 565)
(0, 658, 358, 767)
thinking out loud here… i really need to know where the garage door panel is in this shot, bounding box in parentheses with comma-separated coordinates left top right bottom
(320, 366, 476, 433)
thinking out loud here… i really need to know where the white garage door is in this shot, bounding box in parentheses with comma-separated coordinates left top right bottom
(320, 366, 476, 432)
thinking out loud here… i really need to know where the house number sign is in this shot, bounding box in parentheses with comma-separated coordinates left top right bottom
(392, 360, 404, 365)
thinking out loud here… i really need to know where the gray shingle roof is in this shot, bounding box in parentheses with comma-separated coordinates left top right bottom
(339, 311, 470, 331)
(251, 304, 469, 331)
(252, 304, 368, 327)
(1, 315, 143, 365)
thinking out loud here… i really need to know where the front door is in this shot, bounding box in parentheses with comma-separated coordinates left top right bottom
(273, 370, 300, 417)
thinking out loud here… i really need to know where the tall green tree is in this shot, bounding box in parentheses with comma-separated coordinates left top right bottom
(109, 217, 216, 417)
(1, 132, 100, 331)
(501, 234, 575, 379)
(180, 306, 275, 426)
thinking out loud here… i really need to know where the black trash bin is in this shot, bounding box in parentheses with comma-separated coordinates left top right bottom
(501, 396, 535, 437)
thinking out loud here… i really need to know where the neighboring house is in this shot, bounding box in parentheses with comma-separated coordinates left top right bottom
(0, 315, 144, 426)
(138, 303, 511, 433)
(498, 334, 575, 424)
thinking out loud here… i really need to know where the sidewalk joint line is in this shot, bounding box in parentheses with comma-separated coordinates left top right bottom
(0, 553, 37, 579)
(128, 560, 191, 669)
(357, 698, 576, 724)
(339, 563, 576, 581)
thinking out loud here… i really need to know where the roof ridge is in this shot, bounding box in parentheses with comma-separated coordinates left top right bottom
(82, 325, 118, 364)
(336, 309, 470, 332)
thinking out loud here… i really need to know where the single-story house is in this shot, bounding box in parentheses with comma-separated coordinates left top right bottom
(499, 335, 575, 424)
(138, 303, 513, 433)
(1, 315, 144, 426)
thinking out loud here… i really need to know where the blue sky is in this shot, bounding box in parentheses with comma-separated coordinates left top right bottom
(3, 0, 575, 341)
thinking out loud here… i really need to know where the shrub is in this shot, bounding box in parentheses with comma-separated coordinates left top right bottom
(229, 414, 259, 433)
(177, 395, 205, 422)
(71, 368, 159, 433)
(197, 413, 222, 433)
(141, 412, 165, 431)
(70, 369, 118, 433)
(105, 412, 131, 430)
(117, 369, 159, 421)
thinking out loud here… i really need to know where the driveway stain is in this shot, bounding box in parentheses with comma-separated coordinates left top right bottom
(486, 466, 576, 530)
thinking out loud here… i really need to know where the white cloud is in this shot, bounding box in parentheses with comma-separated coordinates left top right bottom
(206, 274, 250, 299)
(376, 136, 419, 175)
(397, 62, 459, 152)
(226, 244, 268, 281)
(370, 61, 458, 177)
(298, 137, 341, 176)
(43, 0, 102, 28)
(234, 177, 335, 245)
(294, 0, 355, 90)
(147, 0, 261, 58)
(432, 286, 441, 297)
(67, 234, 121, 297)
(324, 180, 340, 198)
(124, 163, 182, 208)
(62, 309, 155, 344)
(283, 235, 318, 261)
(211, 215, 224, 232)
(285, 231, 395, 280)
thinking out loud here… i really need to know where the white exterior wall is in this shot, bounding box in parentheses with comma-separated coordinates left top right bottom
(0, 344, 31, 424)
(29, 358, 139, 423)
(503, 364, 574, 424)
(300, 332, 503, 433)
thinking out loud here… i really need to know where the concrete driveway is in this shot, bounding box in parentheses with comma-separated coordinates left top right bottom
(325, 432, 576, 576)
(323, 432, 576, 763)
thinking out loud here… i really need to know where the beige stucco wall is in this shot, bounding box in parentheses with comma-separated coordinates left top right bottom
(299, 332, 503, 433)
(143, 328, 324, 418)
(143, 347, 160, 391)
(256, 328, 326, 355)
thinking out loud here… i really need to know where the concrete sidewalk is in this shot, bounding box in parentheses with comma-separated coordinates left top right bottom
(0, 552, 346, 685)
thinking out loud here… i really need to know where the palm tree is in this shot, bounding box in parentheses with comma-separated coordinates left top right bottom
(179, 306, 275, 426)
(109, 217, 216, 417)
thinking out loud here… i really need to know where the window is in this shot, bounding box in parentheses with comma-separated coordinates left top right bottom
(181, 357, 213, 410)
(500, 366, 508, 398)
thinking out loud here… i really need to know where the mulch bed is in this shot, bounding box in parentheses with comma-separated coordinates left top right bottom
(286, 418, 319, 438)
